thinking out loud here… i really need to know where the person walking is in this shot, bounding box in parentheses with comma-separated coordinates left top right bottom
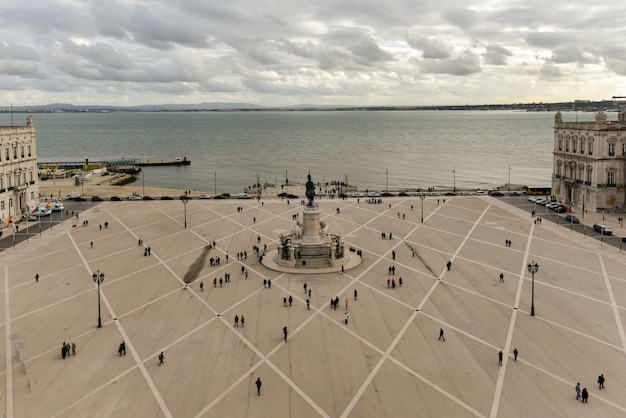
(241, 315, 245, 328)
(513, 348, 518, 361)
(598, 374, 605, 389)
(354, 289, 358, 301)
(71, 342, 76, 355)
(306, 299, 310, 310)
(499, 273, 504, 283)
(199, 281, 204, 292)
(283, 326, 288, 342)
(575, 382, 581, 400)
(35, 273, 39, 282)
(158, 351, 165, 366)
(234, 314, 239, 327)
(288, 295, 293, 307)
(256, 377, 262, 396)
(345, 299, 349, 311)
(439, 328, 445, 341)
(498, 350, 503, 366)
(447, 261, 452, 270)
(304, 282, 307, 294)
(344, 312, 349, 325)
(581, 388, 588, 403)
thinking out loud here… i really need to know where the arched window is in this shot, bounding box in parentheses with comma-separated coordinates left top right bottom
(588, 139, 594, 155)
(580, 137, 586, 154)
(586, 166, 593, 183)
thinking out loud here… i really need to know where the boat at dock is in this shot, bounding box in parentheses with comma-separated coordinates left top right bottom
(137, 157, 190, 166)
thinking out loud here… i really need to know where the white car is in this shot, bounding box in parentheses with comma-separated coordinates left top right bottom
(198, 194, 212, 199)
(368, 191, 381, 197)
(51, 201, 64, 211)
(352, 193, 364, 197)
(128, 194, 142, 200)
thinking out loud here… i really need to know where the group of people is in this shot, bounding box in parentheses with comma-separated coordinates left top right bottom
(381, 231, 393, 239)
(387, 278, 402, 288)
(574, 374, 605, 403)
(61, 341, 76, 359)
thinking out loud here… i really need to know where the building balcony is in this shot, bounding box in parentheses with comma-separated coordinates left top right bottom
(7, 186, 14, 191)
(585, 181, 592, 185)
(576, 180, 583, 184)
(555, 174, 561, 179)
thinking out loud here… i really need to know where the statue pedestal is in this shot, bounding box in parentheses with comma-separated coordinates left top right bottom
(301, 205, 321, 243)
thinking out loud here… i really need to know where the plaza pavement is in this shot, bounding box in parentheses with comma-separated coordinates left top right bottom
(1, 195, 625, 418)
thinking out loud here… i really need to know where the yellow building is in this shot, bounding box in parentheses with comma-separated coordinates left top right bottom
(0, 115, 39, 222)
(552, 110, 626, 213)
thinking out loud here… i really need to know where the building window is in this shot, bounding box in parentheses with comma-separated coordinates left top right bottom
(22, 173, 26, 184)
(7, 177, 11, 188)
(607, 171, 615, 185)
(589, 141, 594, 155)
(0, 178, 3, 189)
(28, 145, 31, 157)
(30, 191, 34, 200)
(622, 143, 626, 157)
(29, 171, 33, 182)
(0, 201, 4, 211)
(558, 139, 563, 151)
(580, 139, 585, 154)
(573, 140, 577, 153)
(579, 166, 584, 181)
(5, 148, 9, 160)
(609, 143, 615, 157)
(13, 146, 17, 159)
(20, 146, 24, 158)
(557, 164, 562, 177)
(586, 168, 592, 183)
(566, 140, 570, 152)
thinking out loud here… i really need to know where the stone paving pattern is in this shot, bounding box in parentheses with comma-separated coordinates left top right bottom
(1, 196, 625, 417)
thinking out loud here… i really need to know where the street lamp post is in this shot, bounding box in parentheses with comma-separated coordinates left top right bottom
(452, 166, 456, 194)
(508, 164, 511, 193)
(182, 198, 188, 228)
(527, 261, 538, 316)
(386, 168, 389, 192)
(420, 194, 425, 223)
(92, 270, 105, 328)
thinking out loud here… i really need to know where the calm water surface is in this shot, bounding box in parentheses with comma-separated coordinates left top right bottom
(0, 110, 598, 193)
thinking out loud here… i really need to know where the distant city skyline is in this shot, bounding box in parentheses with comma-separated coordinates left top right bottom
(1, 1, 625, 107)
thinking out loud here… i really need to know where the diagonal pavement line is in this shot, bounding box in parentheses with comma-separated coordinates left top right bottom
(598, 254, 626, 356)
(341, 202, 492, 418)
(489, 220, 535, 418)
(4, 266, 14, 418)
(49, 366, 139, 418)
(67, 232, 174, 418)
(387, 355, 487, 418)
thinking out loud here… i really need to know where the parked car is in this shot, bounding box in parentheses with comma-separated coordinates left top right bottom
(444, 192, 456, 196)
(213, 193, 229, 200)
(128, 194, 142, 200)
(381, 192, 394, 197)
(510, 191, 521, 196)
(351, 193, 364, 198)
(237, 193, 251, 199)
(554, 205, 567, 213)
(111, 196, 121, 201)
(398, 192, 410, 197)
(91, 196, 103, 201)
(198, 194, 212, 199)
(287, 194, 299, 199)
(277, 192, 288, 197)
(160, 195, 173, 200)
(490, 191, 505, 197)
(593, 223, 613, 235)
(565, 215, 580, 223)
(142, 196, 154, 200)
(179, 195, 192, 200)
(74, 197, 87, 201)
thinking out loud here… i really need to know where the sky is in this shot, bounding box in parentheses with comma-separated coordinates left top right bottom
(1, 0, 625, 107)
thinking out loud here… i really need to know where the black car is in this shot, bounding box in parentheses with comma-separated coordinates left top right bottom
(287, 194, 299, 199)
(142, 196, 154, 200)
(564, 215, 580, 223)
(91, 196, 103, 201)
(398, 192, 410, 197)
(338, 193, 348, 199)
(382, 192, 395, 197)
(277, 192, 288, 197)
(179, 195, 192, 200)
(214, 193, 230, 200)
(160, 196, 173, 200)
(490, 191, 504, 197)
(111, 196, 121, 201)
(444, 192, 457, 196)
(554, 205, 567, 213)
(74, 197, 87, 201)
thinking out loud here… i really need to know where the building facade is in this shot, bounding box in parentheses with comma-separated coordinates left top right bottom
(0, 115, 39, 222)
(552, 111, 626, 213)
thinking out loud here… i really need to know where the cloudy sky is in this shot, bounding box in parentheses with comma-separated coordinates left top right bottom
(1, 0, 625, 107)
